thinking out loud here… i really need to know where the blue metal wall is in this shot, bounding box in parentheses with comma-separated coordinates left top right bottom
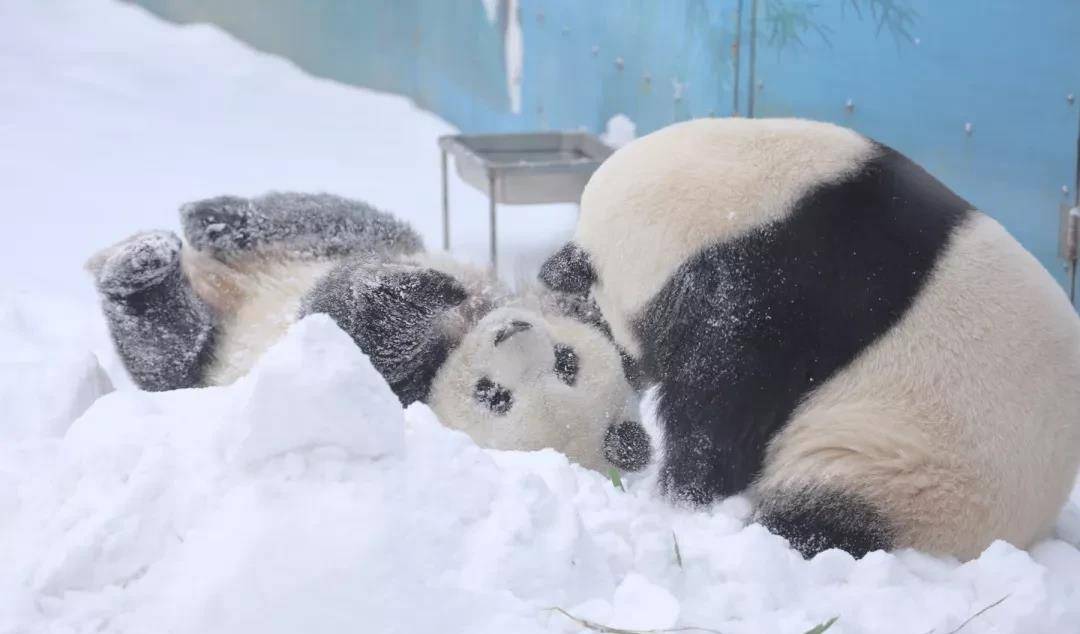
(136, 0, 1080, 290)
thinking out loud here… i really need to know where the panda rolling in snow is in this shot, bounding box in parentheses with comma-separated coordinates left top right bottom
(541, 118, 1080, 559)
(88, 192, 650, 474)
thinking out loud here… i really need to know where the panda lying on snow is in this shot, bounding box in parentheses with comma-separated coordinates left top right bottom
(87, 192, 651, 474)
(541, 117, 1080, 559)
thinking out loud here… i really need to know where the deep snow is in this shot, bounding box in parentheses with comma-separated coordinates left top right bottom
(2, 1, 1080, 633)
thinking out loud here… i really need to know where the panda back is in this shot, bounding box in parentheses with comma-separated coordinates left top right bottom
(759, 210, 1080, 557)
(577, 117, 876, 352)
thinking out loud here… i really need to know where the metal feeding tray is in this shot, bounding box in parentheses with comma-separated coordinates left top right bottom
(438, 132, 613, 272)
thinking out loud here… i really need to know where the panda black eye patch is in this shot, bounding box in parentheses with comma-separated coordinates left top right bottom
(554, 345, 579, 386)
(474, 377, 513, 414)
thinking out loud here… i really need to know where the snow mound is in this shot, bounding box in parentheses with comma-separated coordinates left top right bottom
(0, 298, 115, 441)
(0, 312, 618, 633)
(235, 314, 404, 465)
(4, 303, 1080, 633)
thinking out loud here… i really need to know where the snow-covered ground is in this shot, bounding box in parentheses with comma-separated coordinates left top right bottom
(2, 1, 1079, 632)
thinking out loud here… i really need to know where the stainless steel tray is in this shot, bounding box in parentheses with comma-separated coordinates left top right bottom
(439, 132, 613, 204)
(438, 132, 614, 272)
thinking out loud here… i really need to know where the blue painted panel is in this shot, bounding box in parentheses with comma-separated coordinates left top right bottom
(516, 1, 741, 131)
(750, 0, 1080, 287)
(135, 0, 511, 120)
(134, 1, 747, 131)
(135, 0, 1080, 292)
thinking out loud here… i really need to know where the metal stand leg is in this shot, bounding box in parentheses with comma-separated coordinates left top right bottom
(488, 172, 498, 274)
(440, 149, 450, 252)
(1070, 260, 1077, 305)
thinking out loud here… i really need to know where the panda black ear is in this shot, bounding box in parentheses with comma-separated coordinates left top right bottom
(389, 267, 469, 310)
(538, 242, 596, 295)
(302, 262, 469, 406)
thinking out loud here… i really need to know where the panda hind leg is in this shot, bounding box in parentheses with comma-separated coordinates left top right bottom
(88, 231, 217, 391)
(754, 486, 895, 559)
(180, 192, 423, 261)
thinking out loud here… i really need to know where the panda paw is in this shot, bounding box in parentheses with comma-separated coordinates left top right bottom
(180, 195, 264, 257)
(87, 230, 183, 297)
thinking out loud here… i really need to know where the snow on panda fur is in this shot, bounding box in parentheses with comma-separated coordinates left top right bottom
(87, 192, 650, 474)
(539, 117, 1080, 559)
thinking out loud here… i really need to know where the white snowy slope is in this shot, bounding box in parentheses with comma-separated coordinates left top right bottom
(1, 1, 1079, 633)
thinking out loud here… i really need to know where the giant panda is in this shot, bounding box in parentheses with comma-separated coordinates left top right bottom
(87, 192, 650, 474)
(539, 117, 1080, 559)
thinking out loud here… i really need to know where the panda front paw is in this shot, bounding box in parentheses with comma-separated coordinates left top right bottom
(180, 195, 263, 257)
(88, 230, 182, 297)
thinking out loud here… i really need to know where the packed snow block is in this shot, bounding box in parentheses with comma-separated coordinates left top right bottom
(51, 354, 115, 435)
(0, 300, 115, 440)
(0, 352, 114, 440)
(234, 314, 405, 465)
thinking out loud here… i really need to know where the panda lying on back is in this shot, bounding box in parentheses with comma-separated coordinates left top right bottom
(88, 192, 651, 474)
(541, 117, 1080, 559)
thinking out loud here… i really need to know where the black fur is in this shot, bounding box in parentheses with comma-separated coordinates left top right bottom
(302, 260, 469, 405)
(553, 344, 579, 386)
(539, 242, 596, 295)
(474, 377, 513, 414)
(540, 248, 645, 391)
(93, 232, 217, 391)
(181, 192, 423, 261)
(493, 320, 532, 346)
(638, 144, 972, 503)
(755, 488, 894, 558)
(603, 420, 652, 472)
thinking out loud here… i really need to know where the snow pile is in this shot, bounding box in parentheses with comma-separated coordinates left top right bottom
(2, 1, 1080, 632)
(234, 315, 404, 464)
(0, 295, 114, 441)
(0, 316, 612, 632)
(3, 309, 1080, 633)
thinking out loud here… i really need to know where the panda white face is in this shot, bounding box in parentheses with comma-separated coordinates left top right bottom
(426, 306, 651, 473)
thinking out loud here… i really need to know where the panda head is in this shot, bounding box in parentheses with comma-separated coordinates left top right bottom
(304, 257, 651, 474)
(426, 304, 651, 474)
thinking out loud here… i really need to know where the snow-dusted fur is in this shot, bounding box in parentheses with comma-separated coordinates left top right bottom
(544, 117, 1080, 559)
(758, 212, 1080, 558)
(428, 300, 645, 474)
(89, 192, 648, 474)
(576, 118, 873, 357)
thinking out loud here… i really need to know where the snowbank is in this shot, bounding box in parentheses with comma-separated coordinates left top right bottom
(1, 296, 114, 441)
(2, 1, 1080, 633)
(4, 305, 1080, 634)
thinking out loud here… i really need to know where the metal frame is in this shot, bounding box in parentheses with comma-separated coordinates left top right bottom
(438, 132, 613, 273)
(1063, 204, 1079, 304)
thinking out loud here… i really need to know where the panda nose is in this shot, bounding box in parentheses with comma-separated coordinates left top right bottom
(493, 320, 532, 346)
(603, 421, 652, 472)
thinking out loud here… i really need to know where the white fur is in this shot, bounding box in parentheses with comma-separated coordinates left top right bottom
(427, 305, 640, 473)
(183, 247, 335, 385)
(756, 212, 1080, 558)
(577, 117, 873, 355)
